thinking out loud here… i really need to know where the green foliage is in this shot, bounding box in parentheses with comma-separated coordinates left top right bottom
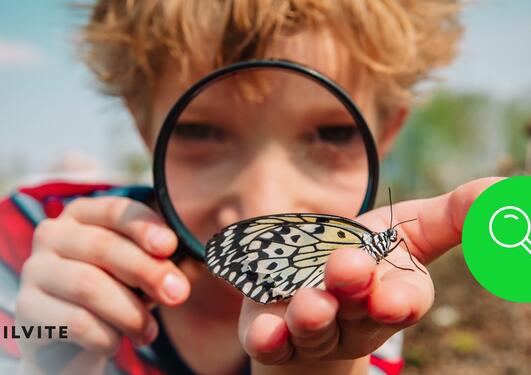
(503, 98, 531, 166)
(404, 344, 432, 367)
(448, 330, 481, 354)
(381, 90, 531, 201)
(122, 152, 150, 182)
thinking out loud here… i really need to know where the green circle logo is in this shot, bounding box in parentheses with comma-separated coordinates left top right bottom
(462, 176, 531, 303)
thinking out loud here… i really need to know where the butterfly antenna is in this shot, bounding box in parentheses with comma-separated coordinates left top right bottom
(392, 218, 418, 229)
(388, 186, 393, 229)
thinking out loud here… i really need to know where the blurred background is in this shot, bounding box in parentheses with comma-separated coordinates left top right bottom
(1, 1, 530, 374)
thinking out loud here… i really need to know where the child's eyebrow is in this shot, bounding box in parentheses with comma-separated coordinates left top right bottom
(178, 98, 232, 118)
(174, 82, 361, 129)
(283, 94, 359, 125)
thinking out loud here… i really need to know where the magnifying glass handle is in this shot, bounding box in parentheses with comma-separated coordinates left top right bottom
(168, 239, 189, 264)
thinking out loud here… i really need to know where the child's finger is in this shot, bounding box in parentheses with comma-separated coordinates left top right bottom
(324, 248, 378, 320)
(35, 219, 190, 305)
(61, 196, 177, 257)
(367, 265, 434, 326)
(244, 314, 292, 365)
(356, 177, 503, 265)
(285, 288, 339, 358)
(398, 176, 502, 264)
(16, 286, 121, 357)
(25, 252, 159, 346)
(239, 301, 293, 365)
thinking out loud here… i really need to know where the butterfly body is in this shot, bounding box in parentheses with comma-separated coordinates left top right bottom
(361, 228, 398, 262)
(205, 213, 402, 304)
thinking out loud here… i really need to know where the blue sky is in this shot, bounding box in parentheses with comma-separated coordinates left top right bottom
(1, 0, 531, 176)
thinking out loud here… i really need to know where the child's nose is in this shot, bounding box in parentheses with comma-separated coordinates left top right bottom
(224, 144, 310, 221)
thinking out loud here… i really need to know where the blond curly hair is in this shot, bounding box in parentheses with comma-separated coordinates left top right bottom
(79, 0, 462, 129)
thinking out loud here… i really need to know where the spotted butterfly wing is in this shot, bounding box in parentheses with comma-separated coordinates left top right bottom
(205, 213, 373, 304)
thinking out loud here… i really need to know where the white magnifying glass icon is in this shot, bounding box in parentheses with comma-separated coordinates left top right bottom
(489, 206, 531, 255)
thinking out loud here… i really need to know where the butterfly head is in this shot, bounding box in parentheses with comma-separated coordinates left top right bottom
(386, 227, 398, 243)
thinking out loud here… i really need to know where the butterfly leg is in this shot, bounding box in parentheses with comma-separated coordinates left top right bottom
(390, 239, 427, 275)
(381, 257, 414, 272)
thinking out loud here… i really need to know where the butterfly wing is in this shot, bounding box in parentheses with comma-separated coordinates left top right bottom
(205, 213, 372, 304)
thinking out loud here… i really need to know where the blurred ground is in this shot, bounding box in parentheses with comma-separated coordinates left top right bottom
(403, 246, 531, 375)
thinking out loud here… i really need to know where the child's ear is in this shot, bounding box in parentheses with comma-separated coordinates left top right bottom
(377, 106, 409, 158)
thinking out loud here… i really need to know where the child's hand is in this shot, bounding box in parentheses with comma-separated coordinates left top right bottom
(15, 197, 190, 361)
(238, 177, 501, 367)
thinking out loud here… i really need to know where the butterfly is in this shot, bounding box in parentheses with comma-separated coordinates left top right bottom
(205, 188, 425, 304)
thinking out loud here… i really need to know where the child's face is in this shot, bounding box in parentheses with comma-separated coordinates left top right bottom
(139, 28, 404, 243)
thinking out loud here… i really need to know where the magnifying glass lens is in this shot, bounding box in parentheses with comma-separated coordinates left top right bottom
(157, 62, 377, 260)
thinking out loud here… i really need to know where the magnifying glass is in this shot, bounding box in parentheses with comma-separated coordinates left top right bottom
(152, 60, 379, 266)
(40, 60, 380, 371)
(489, 205, 531, 255)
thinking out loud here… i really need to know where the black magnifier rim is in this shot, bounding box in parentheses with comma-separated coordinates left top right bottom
(153, 59, 379, 261)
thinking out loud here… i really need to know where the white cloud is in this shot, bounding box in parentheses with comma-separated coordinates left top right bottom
(0, 39, 44, 67)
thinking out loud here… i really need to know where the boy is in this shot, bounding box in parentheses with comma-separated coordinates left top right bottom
(0, 1, 498, 374)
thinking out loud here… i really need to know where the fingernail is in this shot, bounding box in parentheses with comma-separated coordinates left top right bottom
(258, 324, 290, 354)
(379, 313, 410, 324)
(303, 319, 333, 334)
(334, 275, 372, 296)
(144, 318, 159, 344)
(148, 227, 174, 250)
(162, 273, 186, 303)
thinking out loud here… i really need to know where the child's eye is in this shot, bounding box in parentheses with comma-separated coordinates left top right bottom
(173, 123, 226, 141)
(298, 124, 365, 171)
(312, 125, 359, 145)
